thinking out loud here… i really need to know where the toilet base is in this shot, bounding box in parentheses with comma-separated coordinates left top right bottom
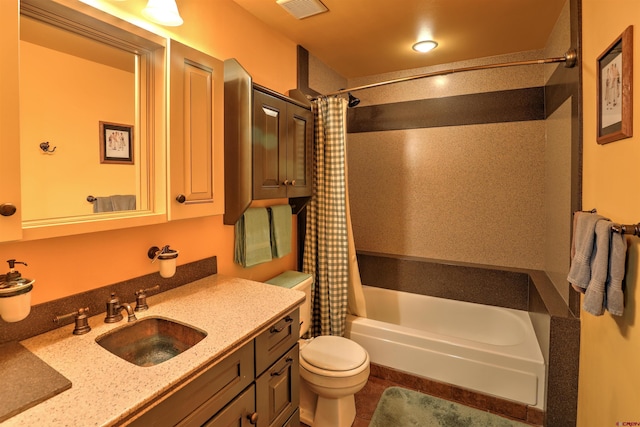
(299, 376, 357, 427)
(299, 379, 316, 426)
(313, 394, 356, 427)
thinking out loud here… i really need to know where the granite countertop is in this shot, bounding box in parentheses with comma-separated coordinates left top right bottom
(1, 274, 304, 426)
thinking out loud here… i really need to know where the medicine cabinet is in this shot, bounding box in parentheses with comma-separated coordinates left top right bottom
(168, 40, 224, 221)
(0, 0, 166, 242)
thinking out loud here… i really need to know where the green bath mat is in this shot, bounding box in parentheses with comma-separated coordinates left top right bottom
(369, 387, 529, 427)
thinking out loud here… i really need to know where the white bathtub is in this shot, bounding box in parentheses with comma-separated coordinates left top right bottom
(344, 285, 546, 409)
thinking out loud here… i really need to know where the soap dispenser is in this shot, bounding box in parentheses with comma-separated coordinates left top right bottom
(148, 245, 179, 278)
(0, 259, 35, 322)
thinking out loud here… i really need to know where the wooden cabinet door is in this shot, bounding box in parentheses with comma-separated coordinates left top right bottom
(255, 345, 299, 427)
(253, 89, 288, 200)
(252, 89, 312, 200)
(202, 384, 257, 427)
(0, 0, 22, 242)
(169, 39, 224, 220)
(285, 104, 313, 198)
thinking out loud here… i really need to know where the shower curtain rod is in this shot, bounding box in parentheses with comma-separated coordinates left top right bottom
(318, 48, 577, 98)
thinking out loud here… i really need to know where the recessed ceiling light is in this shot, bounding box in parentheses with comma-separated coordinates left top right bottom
(412, 40, 438, 53)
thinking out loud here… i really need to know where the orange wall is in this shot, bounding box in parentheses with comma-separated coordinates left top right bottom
(578, 0, 640, 424)
(0, 0, 299, 305)
(20, 40, 136, 220)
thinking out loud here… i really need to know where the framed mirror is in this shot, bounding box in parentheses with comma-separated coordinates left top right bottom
(19, 0, 167, 239)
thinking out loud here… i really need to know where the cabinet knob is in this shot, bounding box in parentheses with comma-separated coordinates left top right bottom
(290, 180, 296, 186)
(247, 412, 259, 424)
(175, 194, 186, 204)
(0, 203, 17, 217)
(282, 180, 289, 186)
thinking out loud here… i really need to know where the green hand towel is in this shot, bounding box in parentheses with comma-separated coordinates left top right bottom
(234, 208, 273, 267)
(269, 204, 292, 258)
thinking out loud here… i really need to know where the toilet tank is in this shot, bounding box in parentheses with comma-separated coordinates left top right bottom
(265, 271, 312, 336)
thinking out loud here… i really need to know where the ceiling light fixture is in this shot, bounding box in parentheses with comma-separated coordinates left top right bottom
(142, 0, 184, 26)
(412, 40, 438, 53)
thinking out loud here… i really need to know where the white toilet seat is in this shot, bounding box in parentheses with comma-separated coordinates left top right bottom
(300, 336, 369, 377)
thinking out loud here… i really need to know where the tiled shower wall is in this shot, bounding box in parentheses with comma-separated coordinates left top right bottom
(343, 49, 549, 273)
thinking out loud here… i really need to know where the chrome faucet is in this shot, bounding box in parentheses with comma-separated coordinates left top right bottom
(104, 292, 137, 323)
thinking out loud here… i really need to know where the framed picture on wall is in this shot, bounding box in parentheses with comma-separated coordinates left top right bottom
(597, 25, 633, 145)
(100, 121, 134, 164)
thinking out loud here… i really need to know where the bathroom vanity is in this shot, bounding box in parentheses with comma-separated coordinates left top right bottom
(2, 275, 304, 426)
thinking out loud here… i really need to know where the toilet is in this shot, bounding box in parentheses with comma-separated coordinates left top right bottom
(266, 271, 370, 427)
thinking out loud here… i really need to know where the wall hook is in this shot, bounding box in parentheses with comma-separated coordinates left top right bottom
(39, 141, 57, 153)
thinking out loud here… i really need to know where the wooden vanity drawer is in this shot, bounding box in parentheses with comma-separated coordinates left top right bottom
(282, 408, 300, 427)
(255, 309, 299, 375)
(202, 384, 256, 427)
(255, 344, 299, 427)
(128, 340, 254, 426)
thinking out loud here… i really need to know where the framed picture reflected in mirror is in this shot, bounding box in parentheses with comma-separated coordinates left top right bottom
(100, 121, 134, 164)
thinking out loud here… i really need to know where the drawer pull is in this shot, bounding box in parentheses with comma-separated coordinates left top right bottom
(271, 357, 294, 377)
(269, 316, 294, 334)
(247, 412, 259, 424)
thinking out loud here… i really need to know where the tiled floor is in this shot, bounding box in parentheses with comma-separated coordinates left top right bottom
(302, 363, 544, 427)
(351, 374, 395, 426)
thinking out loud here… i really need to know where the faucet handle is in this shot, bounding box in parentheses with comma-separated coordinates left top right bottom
(54, 307, 91, 335)
(135, 285, 160, 312)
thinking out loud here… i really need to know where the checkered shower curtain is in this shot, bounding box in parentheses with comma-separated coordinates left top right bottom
(303, 96, 350, 337)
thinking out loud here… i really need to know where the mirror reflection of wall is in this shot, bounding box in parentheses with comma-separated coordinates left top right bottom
(19, 14, 142, 221)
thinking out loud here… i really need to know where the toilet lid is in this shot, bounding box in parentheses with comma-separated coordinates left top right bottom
(300, 336, 367, 371)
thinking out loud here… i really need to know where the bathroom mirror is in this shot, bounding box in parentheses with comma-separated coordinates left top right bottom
(18, 0, 167, 239)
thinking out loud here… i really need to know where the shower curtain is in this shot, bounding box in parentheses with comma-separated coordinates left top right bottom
(303, 96, 367, 337)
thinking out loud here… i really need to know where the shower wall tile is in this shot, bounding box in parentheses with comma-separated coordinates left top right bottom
(348, 120, 546, 270)
(544, 99, 573, 303)
(357, 252, 530, 310)
(308, 52, 347, 95)
(544, 0, 571, 83)
(546, 316, 580, 426)
(348, 87, 544, 132)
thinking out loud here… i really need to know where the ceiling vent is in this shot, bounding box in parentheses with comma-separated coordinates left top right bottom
(276, 0, 328, 20)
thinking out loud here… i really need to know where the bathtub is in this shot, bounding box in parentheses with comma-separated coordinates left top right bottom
(344, 285, 546, 409)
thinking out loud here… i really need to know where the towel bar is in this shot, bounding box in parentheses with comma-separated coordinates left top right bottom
(576, 209, 640, 236)
(611, 223, 640, 236)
